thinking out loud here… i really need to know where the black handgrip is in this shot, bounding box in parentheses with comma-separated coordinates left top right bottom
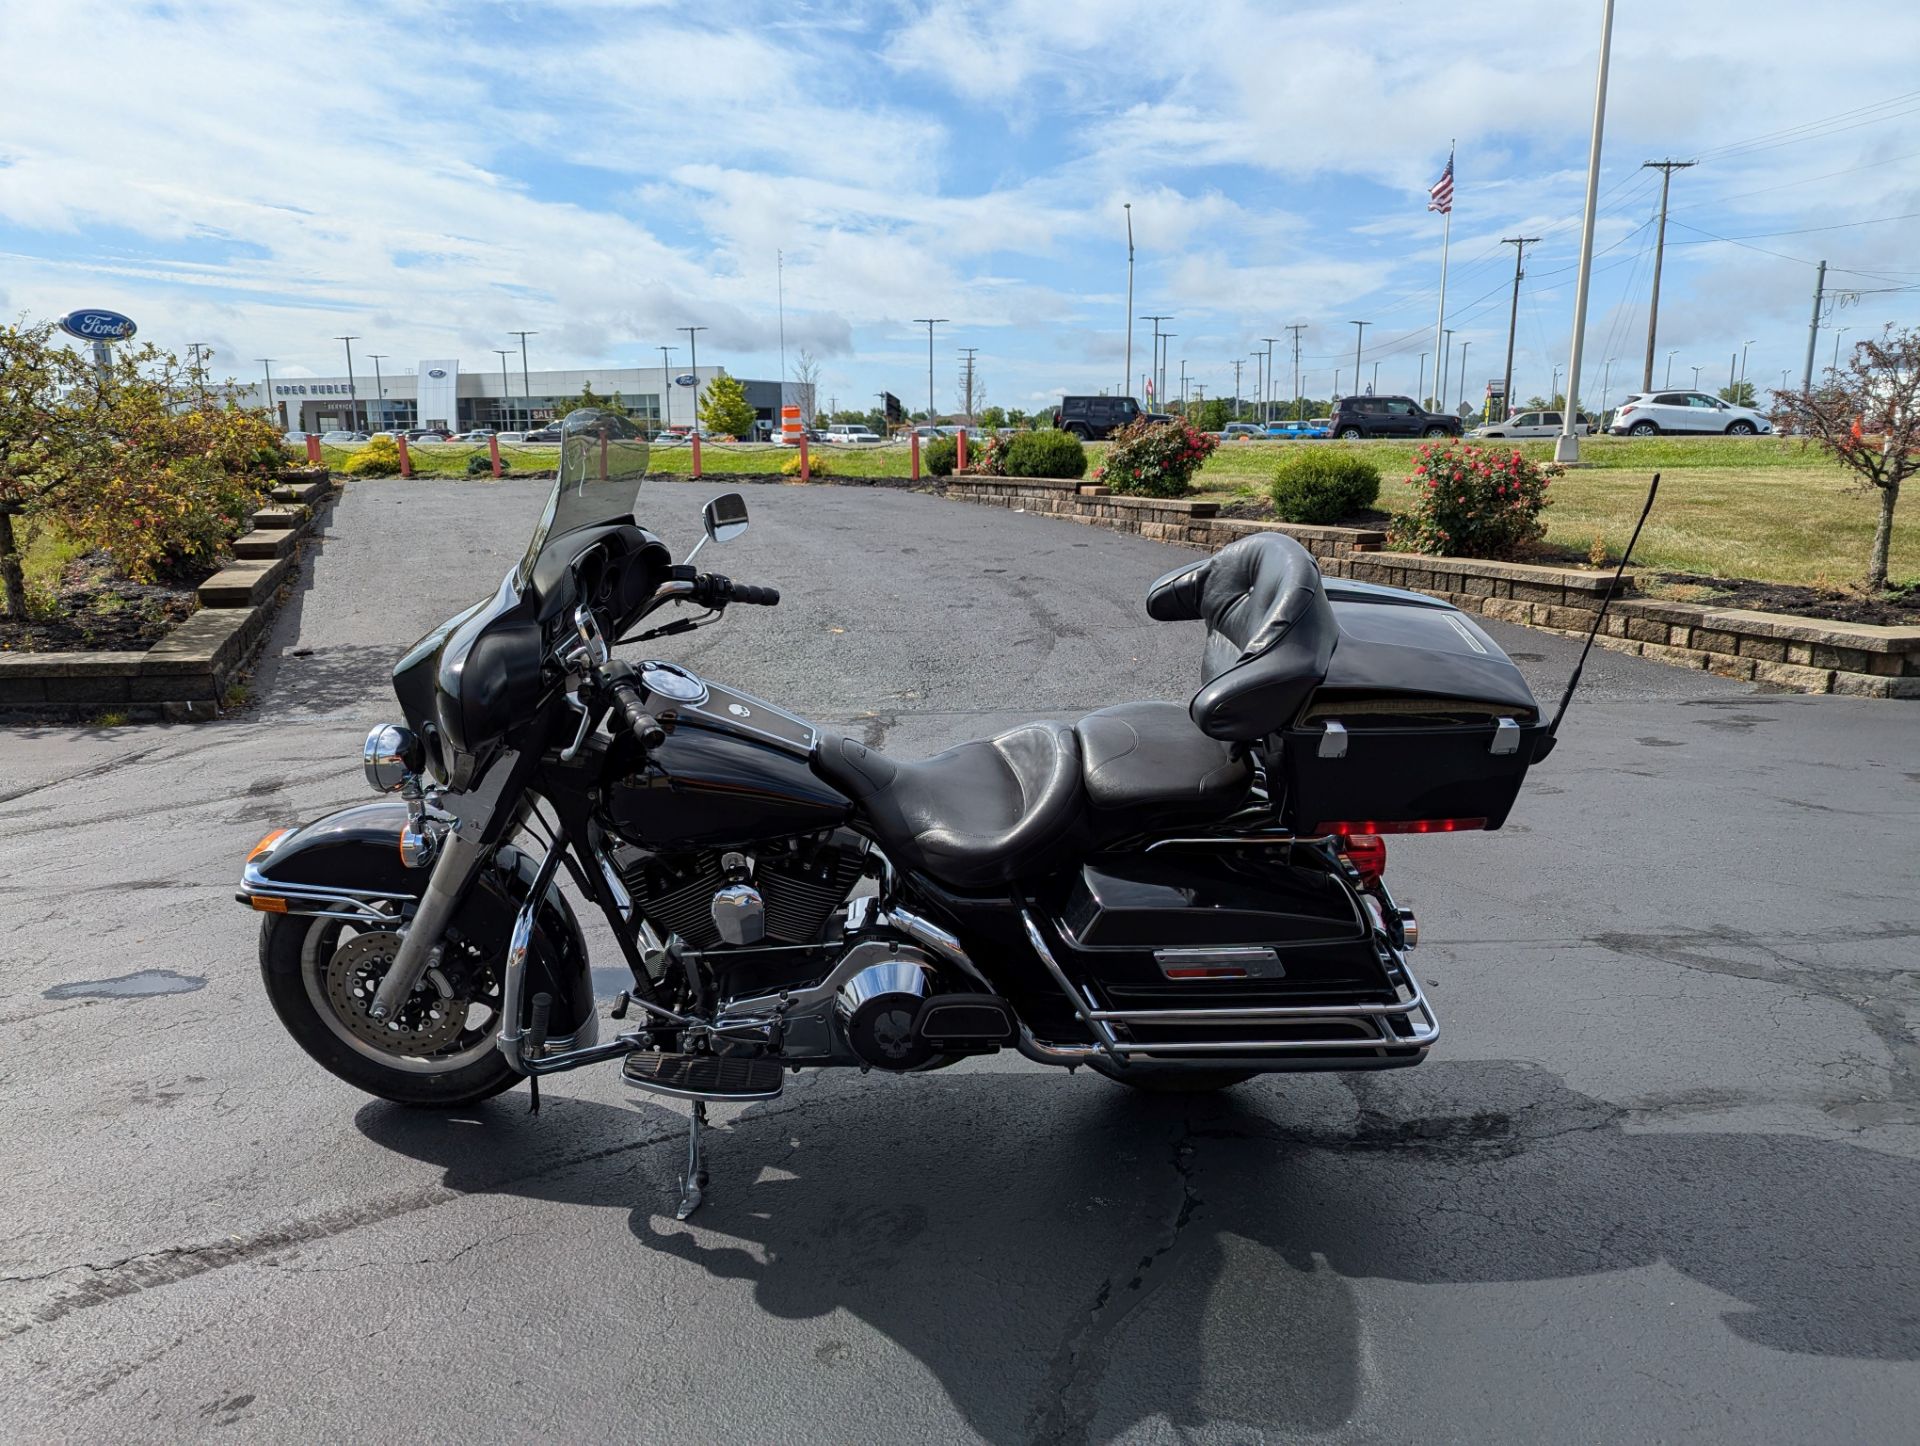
(731, 582, 781, 606)
(696, 573, 780, 607)
(608, 678, 667, 750)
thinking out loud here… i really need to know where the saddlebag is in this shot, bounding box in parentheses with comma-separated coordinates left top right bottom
(1276, 579, 1549, 834)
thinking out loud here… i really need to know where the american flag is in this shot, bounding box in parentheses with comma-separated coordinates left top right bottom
(1428, 150, 1455, 215)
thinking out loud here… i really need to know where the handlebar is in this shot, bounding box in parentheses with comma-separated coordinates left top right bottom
(605, 674, 666, 750)
(693, 572, 780, 608)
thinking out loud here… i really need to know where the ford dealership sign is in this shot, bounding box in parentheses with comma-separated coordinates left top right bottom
(427, 368, 448, 378)
(58, 309, 138, 342)
(674, 372, 697, 387)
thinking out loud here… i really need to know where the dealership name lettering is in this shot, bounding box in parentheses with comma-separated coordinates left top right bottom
(275, 383, 356, 396)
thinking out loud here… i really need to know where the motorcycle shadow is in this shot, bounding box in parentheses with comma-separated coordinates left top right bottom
(357, 1058, 1920, 1441)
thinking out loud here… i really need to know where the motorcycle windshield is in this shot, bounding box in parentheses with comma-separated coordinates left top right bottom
(518, 407, 650, 584)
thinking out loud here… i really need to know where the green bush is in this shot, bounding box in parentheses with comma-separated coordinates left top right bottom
(343, 435, 401, 477)
(1269, 451, 1381, 524)
(923, 436, 958, 477)
(1001, 429, 1087, 479)
(466, 453, 506, 476)
(1387, 442, 1559, 558)
(1095, 417, 1218, 498)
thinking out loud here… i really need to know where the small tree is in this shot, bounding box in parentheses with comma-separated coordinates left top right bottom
(0, 321, 107, 617)
(1718, 380, 1757, 407)
(791, 350, 821, 423)
(699, 374, 757, 439)
(1772, 325, 1920, 593)
(552, 382, 628, 422)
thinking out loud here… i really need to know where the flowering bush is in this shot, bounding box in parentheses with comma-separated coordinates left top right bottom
(780, 450, 831, 477)
(1094, 417, 1218, 498)
(1388, 442, 1558, 558)
(343, 435, 402, 477)
(958, 432, 1008, 476)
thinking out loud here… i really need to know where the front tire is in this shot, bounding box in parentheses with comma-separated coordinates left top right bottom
(1726, 419, 1757, 435)
(1089, 1060, 1256, 1093)
(1629, 420, 1660, 436)
(259, 913, 521, 1108)
(1338, 426, 1364, 440)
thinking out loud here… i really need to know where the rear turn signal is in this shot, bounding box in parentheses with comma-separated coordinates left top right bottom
(1334, 832, 1387, 885)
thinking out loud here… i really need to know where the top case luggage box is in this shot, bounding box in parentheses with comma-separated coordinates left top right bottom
(1278, 579, 1549, 834)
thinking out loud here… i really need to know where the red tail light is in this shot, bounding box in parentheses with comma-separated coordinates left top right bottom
(1617, 404, 1636, 417)
(1162, 965, 1250, 980)
(1322, 818, 1486, 837)
(1334, 831, 1387, 884)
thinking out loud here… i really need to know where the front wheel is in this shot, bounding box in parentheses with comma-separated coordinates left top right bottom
(1629, 420, 1660, 436)
(1421, 425, 1451, 437)
(1089, 1060, 1256, 1093)
(1726, 419, 1757, 435)
(259, 913, 521, 1107)
(1337, 426, 1364, 440)
(1063, 423, 1089, 440)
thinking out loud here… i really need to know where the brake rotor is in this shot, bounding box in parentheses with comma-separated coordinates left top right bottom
(326, 932, 470, 1057)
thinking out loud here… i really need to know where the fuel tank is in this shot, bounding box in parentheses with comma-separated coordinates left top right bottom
(600, 717, 853, 851)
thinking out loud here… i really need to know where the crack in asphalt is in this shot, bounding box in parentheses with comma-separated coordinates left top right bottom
(1026, 1119, 1204, 1446)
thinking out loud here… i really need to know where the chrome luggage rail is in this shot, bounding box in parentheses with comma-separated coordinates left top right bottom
(1016, 910, 1436, 1068)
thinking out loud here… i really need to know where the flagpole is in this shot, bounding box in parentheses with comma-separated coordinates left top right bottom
(1431, 142, 1453, 411)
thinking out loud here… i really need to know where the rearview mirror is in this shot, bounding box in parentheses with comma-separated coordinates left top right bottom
(703, 492, 749, 544)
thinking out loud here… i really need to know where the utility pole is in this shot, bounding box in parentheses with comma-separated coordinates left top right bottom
(493, 349, 512, 430)
(1455, 342, 1470, 412)
(1417, 353, 1429, 408)
(1160, 335, 1176, 407)
(1555, 0, 1618, 463)
(1440, 328, 1455, 409)
(1601, 357, 1615, 414)
(1140, 316, 1171, 406)
(776, 250, 787, 407)
(1231, 359, 1244, 419)
(1371, 360, 1380, 396)
(658, 345, 677, 429)
(1285, 326, 1305, 421)
(957, 346, 979, 421)
(1800, 259, 1827, 396)
(1349, 321, 1369, 403)
(335, 336, 360, 432)
(913, 318, 947, 421)
(510, 330, 537, 432)
(680, 325, 707, 424)
(1640, 159, 1696, 392)
(1123, 203, 1134, 401)
(257, 358, 276, 424)
(1552, 363, 1561, 402)
(1500, 235, 1539, 423)
(1262, 335, 1283, 424)
(1250, 352, 1265, 425)
(367, 354, 388, 431)
(1178, 358, 1188, 410)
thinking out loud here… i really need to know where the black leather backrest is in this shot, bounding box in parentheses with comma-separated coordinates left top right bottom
(1145, 533, 1337, 740)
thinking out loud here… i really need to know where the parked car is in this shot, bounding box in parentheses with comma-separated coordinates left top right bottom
(1220, 422, 1269, 441)
(1473, 410, 1592, 440)
(1327, 395, 1462, 441)
(318, 429, 368, 444)
(825, 423, 884, 444)
(282, 430, 311, 446)
(403, 427, 453, 443)
(521, 424, 565, 444)
(1267, 420, 1331, 439)
(1608, 391, 1772, 436)
(1051, 395, 1172, 440)
(494, 431, 529, 444)
(454, 429, 496, 442)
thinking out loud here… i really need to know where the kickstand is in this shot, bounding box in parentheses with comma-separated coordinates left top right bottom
(675, 1100, 710, 1221)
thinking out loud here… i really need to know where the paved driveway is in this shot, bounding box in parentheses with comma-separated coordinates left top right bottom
(2, 477, 1917, 1441)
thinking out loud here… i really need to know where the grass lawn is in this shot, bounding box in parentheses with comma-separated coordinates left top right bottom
(317, 435, 1913, 591)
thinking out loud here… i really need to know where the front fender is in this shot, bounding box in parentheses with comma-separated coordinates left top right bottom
(239, 801, 595, 1043)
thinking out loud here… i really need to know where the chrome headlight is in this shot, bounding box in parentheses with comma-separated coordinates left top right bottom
(362, 723, 423, 793)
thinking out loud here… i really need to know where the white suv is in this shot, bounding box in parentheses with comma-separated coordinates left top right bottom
(1474, 410, 1592, 439)
(825, 424, 883, 444)
(1609, 391, 1771, 436)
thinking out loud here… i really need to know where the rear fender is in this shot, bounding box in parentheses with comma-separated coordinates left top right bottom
(240, 800, 594, 1042)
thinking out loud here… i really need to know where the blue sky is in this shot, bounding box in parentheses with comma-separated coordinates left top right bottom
(2, 0, 1917, 416)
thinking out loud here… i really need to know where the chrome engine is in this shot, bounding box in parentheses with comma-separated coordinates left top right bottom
(615, 835, 868, 951)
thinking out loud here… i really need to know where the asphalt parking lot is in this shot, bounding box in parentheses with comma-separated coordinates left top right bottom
(3, 476, 1917, 1442)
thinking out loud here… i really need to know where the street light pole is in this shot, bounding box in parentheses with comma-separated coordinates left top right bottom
(367, 354, 388, 431)
(1455, 341, 1470, 413)
(1141, 316, 1171, 407)
(1417, 353, 1428, 409)
(1262, 335, 1282, 424)
(1500, 235, 1539, 423)
(1690, 365, 1702, 389)
(1555, 0, 1618, 464)
(913, 318, 947, 420)
(1349, 321, 1370, 401)
(659, 346, 677, 430)
(510, 330, 537, 432)
(1441, 328, 1455, 408)
(1284, 326, 1304, 421)
(1665, 350, 1677, 387)
(1831, 326, 1851, 373)
(1601, 357, 1615, 415)
(680, 325, 707, 426)
(1740, 339, 1755, 388)
(493, 350, 512, 430)
(257, 358, 276, 424)
(335, 336, 360, 432)
(1123, 203, 1134, 401)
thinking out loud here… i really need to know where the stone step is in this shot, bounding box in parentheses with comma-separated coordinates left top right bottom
(232, 528, 297, 560)
(270, 478, 330, 506)
(250, 505, 304, 530)
(198, 554, 291, 609)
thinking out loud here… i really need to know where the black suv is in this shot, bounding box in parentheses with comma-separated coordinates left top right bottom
(1053, 395, 1171, 440)
(1328, 395, 1461, 440)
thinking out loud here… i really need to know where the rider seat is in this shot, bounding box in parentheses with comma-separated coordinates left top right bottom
(1075, 701, 1253, 843)
(814, 722, 1087, 890)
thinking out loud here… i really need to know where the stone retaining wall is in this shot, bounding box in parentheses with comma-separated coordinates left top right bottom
(0, 474, 338, 719)
(944, 475, 1920, 698)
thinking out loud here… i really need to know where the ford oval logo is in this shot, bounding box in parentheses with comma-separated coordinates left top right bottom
(57, 309, 137, 342)
(674, 373, 697, 387)
(427, 368, 447, 379)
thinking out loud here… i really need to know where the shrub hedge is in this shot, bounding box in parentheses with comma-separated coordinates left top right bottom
(1001, 429, 1087, 479)
(923, 436, 958, 476)
(1269, 451, 1381, 524)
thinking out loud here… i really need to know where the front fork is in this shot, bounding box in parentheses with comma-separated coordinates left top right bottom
(368, 829, 491, 1020)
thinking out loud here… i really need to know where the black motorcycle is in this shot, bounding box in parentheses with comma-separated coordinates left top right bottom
(242, 409, 1630, 1218)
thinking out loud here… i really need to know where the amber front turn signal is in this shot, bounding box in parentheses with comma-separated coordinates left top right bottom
(247, 828, 291, 863)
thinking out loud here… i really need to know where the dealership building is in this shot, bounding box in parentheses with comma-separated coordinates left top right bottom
(247, 360, 804, 436)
